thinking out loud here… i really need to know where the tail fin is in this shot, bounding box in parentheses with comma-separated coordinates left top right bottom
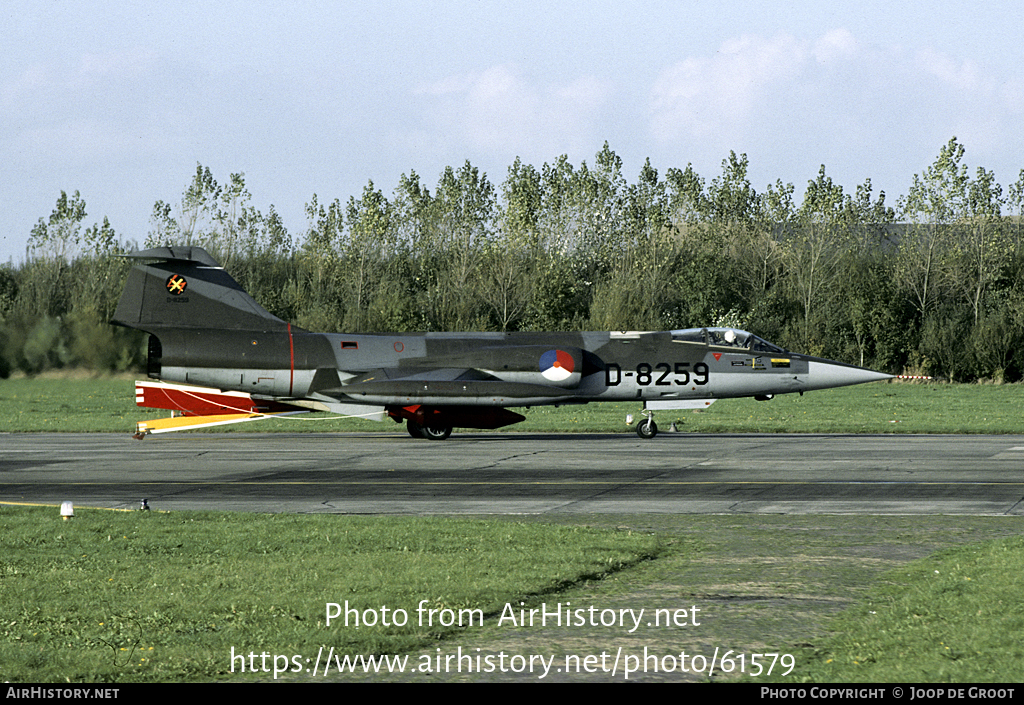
(112, 246, 289, 332)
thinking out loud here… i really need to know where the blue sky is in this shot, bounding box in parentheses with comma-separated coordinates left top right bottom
(3, 1, 1023, 262)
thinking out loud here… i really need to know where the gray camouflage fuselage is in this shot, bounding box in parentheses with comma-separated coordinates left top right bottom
(113, 247, 891, 438)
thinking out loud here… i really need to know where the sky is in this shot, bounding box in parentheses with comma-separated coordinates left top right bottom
(3, 1, 1024, 263)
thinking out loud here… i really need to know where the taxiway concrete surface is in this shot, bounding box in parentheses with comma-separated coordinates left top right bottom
(2, 432, 1024, 516)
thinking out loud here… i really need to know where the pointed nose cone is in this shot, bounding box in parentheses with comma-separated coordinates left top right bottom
(803, 359, 893, 391)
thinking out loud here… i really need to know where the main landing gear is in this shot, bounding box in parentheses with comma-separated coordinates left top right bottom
(407, 419, 453, 441)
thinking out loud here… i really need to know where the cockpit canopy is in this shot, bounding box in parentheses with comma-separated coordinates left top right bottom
(671, 327, 787, 354)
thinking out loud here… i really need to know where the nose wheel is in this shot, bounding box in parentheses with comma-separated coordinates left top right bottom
(635, 410, 658, 439)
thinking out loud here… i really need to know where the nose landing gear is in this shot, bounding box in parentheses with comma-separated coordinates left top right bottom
(635, 409, 658, 439)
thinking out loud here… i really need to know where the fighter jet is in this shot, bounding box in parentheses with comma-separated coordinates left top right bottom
(113, 246, 892, 439)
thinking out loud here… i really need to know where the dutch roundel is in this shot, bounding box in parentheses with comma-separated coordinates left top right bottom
(539, 349, 575, 382)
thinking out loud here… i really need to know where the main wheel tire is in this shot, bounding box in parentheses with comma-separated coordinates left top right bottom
(636, 418, 658, 439)
(407, 420, 426, 438)
(420, 424, 452, 441)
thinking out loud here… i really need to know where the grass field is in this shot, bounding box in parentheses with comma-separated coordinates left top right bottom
(2, 374, 1023, 682)
(1, 507, 1021, 683)
(2, 375, 1023, 435)
(775, 534, 1024, 682)
(0, 507, 659, 682)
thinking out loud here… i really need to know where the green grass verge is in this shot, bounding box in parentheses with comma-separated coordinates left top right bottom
(0, 506, 659, 682)
(775, 536, 1024, 683)
(4, 508, 1021, 683)
(2, 376, 1023, 434)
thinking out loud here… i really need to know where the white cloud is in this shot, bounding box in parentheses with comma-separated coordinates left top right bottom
(413, 64, 613, 159)
(0, 50, 196, 171)
(648, 29, 1024, 167)
(813, 28, 857, 64)
(649, 33, 806, 143)
(914, 47, 987, 93)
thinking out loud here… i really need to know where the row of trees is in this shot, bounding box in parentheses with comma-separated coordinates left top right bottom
(3, 138, 1024, 382)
